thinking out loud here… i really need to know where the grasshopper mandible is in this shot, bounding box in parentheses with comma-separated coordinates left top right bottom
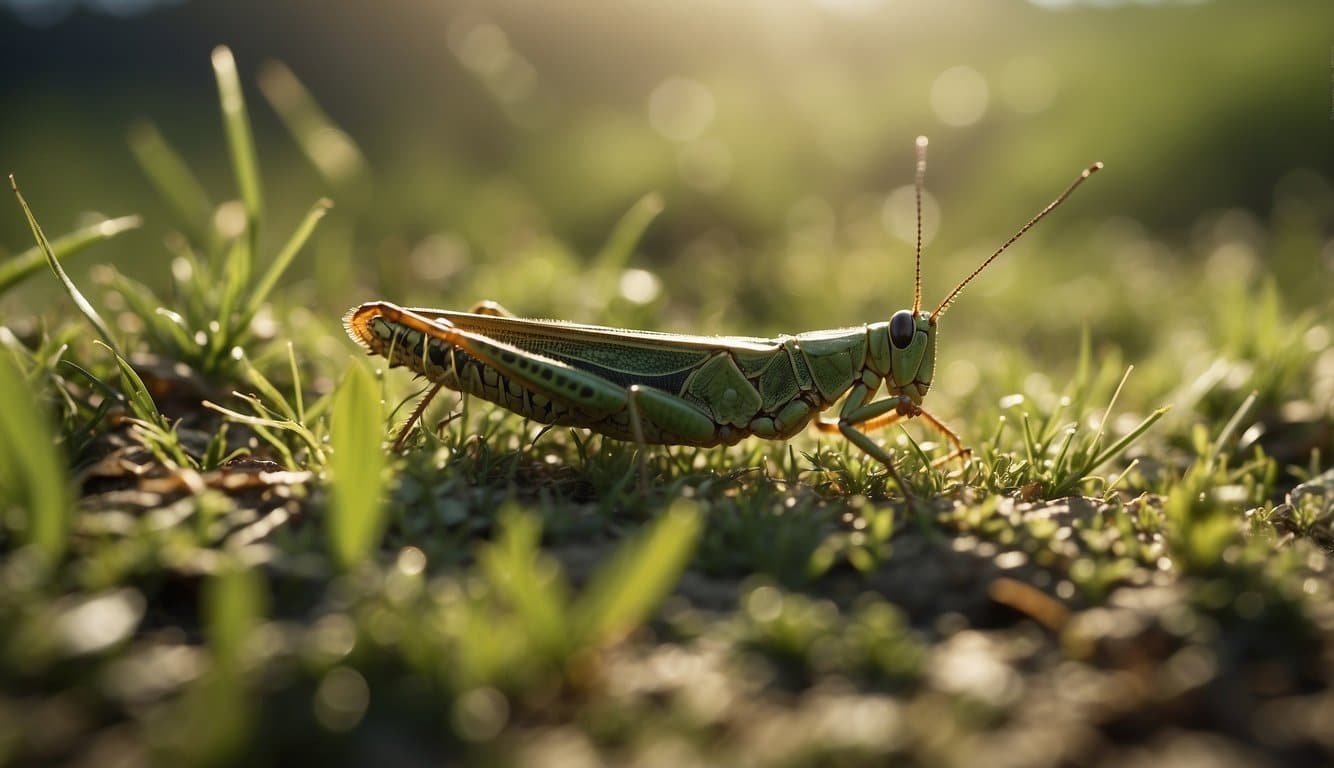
(345, 137, 1102, 497)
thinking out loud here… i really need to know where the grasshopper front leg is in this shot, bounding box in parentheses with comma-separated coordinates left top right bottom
(821, 401, 971, 469)
(815, 382, 965, 507)
(816, 383, 916, 502)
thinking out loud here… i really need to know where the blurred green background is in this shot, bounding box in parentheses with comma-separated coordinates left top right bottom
(2, 0, 1331, 376)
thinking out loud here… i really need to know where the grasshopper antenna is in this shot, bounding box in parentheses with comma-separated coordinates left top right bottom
(913, 136, 927, 314)
(931, 161, 1104, 321)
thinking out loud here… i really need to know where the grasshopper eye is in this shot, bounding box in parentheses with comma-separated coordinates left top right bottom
(889, 310, 915, 349)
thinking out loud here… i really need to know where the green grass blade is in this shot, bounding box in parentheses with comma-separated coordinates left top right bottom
(238, 354, 298, 422)
(593, 192, 664, 273)
(1047, 405, 1171, 499)
(286, 342, 305, 423)
(212, 46, 263, 247)
(0, 353, 71, 566)
(104, 269, 198, 357)
(10, 176, 121, 352)
(1020, 412, 1039, 469)
(213, 238, 251, 365)
(243, 198, 332, 318)
(151, 308, 202, 359)
(201, 396, 322, 466)
(1164, 463, 1237, 574)
(1049, 426, 1077, 478)
(1207, 389, 1258, 468)
(99, 343, 193, 469)
(1087, 365, 1134, 458)
(479, 509, 571, 657)
(58, 360, 119, 453)
(202, 399, 300, 468)
(0, 215, 140, 295)
(206, 563, 268, 669)
(96, 341, 164, 425)
(328, 359, 387, 570)
(1086, 406, 1171, 474)
(128, 121, 217, 249)
(58, 358, 121, 403)
(572, 501, 701, 645)
(258, 60, 369, 193)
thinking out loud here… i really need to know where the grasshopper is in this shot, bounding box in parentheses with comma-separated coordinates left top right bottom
(345, 137, 1101, 497)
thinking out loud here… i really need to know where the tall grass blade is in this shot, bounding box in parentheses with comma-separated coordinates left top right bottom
(243, 198, 332, 318)
(593, 192, 665, 273)
(213, 238, 251, 364)
(286, 342, 305, 423)
(1086, 406, 1171, 472)
(10, 176, 120, 352)
(329, 360, 387, 569)
(0, 215, 140, 295)
(187, 564, 267, 764)
(128, 121, 217, 249)
(479, 509, 570, 657)
(258, 60, 369, 194)
(212, 46, 263, 249)
(572, 501, 701, 645)
(0, 353, 71, 565)
(206, 563, 268, 669)
(1208, 389, 1258, 468)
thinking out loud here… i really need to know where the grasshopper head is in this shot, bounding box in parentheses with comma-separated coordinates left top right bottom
(886, 308, 936, 403)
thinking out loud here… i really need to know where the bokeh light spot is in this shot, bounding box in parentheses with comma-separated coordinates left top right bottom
(745, 585, 783, 622)
(619, 268, 662, 305)
(648, 77, 716, 143)
(450, 22, 512, 77)
(453, 687, 509, 742)
(930, 66, 990, 127)
(214, 200, 247, 239)
(54, 589, 145, 656)
(396, 546, 427, 576)
(313, 666, 370, 732)
(307, 613, 358, 662)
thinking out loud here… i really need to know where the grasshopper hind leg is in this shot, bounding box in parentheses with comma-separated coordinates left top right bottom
(469, 300, 516, 317)
(392, 382, 446, 450)
(626, 385, 652, 493)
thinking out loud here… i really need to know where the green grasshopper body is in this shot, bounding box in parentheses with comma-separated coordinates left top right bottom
(345, 138, 1101, 495)
(345, 303, 935, 448)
